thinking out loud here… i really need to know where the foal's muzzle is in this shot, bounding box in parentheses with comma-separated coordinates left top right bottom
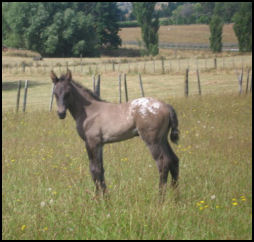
(58, 111, 66, 119)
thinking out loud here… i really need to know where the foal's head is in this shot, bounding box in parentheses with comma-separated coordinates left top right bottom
(50, 69, 73, 119)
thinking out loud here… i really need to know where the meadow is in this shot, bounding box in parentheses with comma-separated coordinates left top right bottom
(2, 93, 252, 240)
(119, 24, 238, 44)
(2, 24, 252, 239)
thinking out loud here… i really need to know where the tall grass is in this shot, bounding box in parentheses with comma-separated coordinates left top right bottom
(2, 93, 252, 240)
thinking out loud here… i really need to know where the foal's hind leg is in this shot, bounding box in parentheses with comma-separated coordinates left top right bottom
(147, 143, 170, 196)
(148, 140, 179, 196)
(163, 140, 179, 189)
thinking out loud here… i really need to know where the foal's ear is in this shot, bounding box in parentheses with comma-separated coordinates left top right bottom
(66, 69, 72, 82)
(50, 71, 59, 84)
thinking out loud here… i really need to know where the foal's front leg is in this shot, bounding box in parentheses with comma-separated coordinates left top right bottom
(85, 142, 107, 195)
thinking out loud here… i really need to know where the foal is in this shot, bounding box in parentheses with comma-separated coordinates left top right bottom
(51, 70, 179, 197)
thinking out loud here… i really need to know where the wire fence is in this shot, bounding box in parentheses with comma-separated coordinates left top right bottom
(2, 55, 252, 112)
(3, 66, 252, 112)
(123, 41, 239, 52)
(2, 55, 252, 76)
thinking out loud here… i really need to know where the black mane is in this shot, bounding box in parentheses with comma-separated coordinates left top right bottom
(70, 80, 103, 102)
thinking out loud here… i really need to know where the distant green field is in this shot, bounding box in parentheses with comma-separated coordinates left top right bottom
(2, 93, 252, 240)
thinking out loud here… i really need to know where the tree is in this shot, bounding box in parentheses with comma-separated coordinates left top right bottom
(209, 15, 223, 53)
(172, 3, 195, 25)
(214, 2, 242, 23)
(92, 2, 121, 49)
(3, 2, 31, 48)
(2, 2, 121, 57)
(196, 2, 215, 24)
(233, 2, 252, 52)
(132, 2, 159, 56)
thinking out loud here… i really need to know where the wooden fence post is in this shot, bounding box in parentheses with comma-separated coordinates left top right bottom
(80, 54, 82, 65)
(250, 71, 252, 92)
(184, 68, 189, 97)
(196, 69, 202, 95)
(22, 62, 26, 72)
(139, 73, 145, 97)
(93, 75, 96, 93)
(169, 60, 172, 72)
(23, 80, 28, 112)
(16, 80, 22, 112)
(49, 83, 55, 111)
(112, 61, 115, 72)
(118, 73, 122, 103)
(95, 74, 101, 97)
(237, 68, 243, 95)
(124, 73, 128, 102)
(161, 57, 165, 74)
(214, 58, 217, 69)
(143, 60, 146, 73)
(245, 68, 250, 94)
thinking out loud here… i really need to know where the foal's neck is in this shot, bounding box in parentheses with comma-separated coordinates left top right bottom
(68, 82, 98, 122)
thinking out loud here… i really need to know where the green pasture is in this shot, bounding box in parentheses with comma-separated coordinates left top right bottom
(2, 48, 252, 239)
(2, 92, 252, 239)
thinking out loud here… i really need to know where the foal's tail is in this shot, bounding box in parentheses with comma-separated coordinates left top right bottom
(168, 105, 180, 144)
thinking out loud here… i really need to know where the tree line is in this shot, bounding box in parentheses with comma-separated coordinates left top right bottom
(209, 2, 252, 52)
(119, 2, 249, 25)
(2, 2, 252, 57)
(2, 2, 121, 57)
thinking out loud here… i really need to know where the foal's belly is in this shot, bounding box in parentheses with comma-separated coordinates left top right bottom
(102, 127, 139, 144)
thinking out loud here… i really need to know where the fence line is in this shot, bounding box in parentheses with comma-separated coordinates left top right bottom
(2, 55, 252, 76)
(7, 68, 252, 113)
(123, 41, 239, 52)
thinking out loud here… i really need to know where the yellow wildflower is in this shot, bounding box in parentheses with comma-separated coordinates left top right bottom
(21, 225, 26, 231)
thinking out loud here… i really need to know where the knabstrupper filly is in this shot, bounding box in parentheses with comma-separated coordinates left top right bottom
(51, 70, 180, 197)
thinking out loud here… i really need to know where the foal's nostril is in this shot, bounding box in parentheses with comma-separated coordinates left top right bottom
(58, 111, 66, 119)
